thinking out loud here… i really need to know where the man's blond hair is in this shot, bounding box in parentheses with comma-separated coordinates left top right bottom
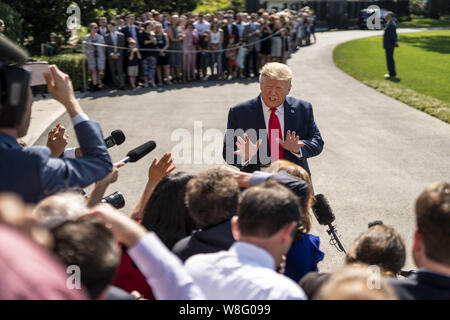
(260, 62, 293, 82)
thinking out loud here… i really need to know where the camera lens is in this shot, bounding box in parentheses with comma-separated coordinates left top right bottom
(101, 191, 125, 209)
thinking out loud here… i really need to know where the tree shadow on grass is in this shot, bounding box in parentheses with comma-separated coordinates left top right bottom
(399, 35, 450, 54)
(387, 77, 401, 83)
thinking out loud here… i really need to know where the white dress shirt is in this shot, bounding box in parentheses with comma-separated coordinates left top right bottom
(185, 241, 307, 300)
(260, 97, 303, 158)
(193, 21, 211, 35)
(63, 114, 89, 158)
(128, 232, 205, 300)
(99, 27, 108, 36)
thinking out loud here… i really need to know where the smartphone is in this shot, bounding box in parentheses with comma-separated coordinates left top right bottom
(23, 62, 50, 87)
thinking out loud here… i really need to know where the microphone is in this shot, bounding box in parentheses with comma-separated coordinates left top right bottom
(311, 194, 335, 226)
(120, 140, 156, 164)
(0, 34, 28, 65)
(104, 129, 126, 149)
(312, 194, 347, 254)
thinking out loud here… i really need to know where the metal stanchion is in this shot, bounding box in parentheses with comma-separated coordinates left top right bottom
(82, 55, 87, 92)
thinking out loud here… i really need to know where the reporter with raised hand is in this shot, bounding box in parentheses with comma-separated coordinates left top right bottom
(88, 203, 205, 300)
(0, 63, 112, 203)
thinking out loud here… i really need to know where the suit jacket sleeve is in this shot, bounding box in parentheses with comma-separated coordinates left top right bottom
(39, 120, 113, 196)
(223, 107, 239, 167)
(300, 102, 324, 159)
(249, 170, 309, 206)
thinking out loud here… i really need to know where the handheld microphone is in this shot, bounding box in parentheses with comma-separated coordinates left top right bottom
(104, 129, 126, 149)
(120, 140, 156, 164)
(312, 194, 347, 254)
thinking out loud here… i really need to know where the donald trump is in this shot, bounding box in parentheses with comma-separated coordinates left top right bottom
(223, 63, 324, 175)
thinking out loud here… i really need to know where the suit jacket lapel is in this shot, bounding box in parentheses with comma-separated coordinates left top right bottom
(284, 96, 296, 138)
(252, 94, 266, 131)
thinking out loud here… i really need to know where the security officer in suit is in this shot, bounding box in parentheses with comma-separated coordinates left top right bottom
(383, 11, 398, 78)
(0, 37, 112, 203)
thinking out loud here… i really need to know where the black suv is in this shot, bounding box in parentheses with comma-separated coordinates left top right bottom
(356, 8, 389, 29)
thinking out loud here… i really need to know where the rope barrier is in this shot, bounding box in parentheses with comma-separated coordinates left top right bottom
(81, 30, 284, 54)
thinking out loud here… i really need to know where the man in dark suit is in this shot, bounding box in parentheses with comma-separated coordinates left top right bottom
(121, 14, 139, 47)
(223, 62, 324, 175)
(120, 14, 140, 85)
(104, 21, 125, 90)
(222, 16, 239, 46)
(383, 11, 398, 78)
(243, 13, 261, 78)
(0, 64, 112, 203)
(97, 16, 113, 87)
(388, 182, 450, 300)
(221, 15, 239, 77)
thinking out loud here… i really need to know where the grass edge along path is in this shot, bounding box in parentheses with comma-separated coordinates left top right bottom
(332, 31, 450, 125)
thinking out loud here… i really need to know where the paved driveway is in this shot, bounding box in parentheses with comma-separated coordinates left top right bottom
(34, 29, 450, 272)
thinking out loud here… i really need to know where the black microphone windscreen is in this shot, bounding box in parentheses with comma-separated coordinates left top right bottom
(111, 130, 126, 145)
(311, 194, 335, 226)
(126, 141, 156, 163)
(0, 34, 28, 65)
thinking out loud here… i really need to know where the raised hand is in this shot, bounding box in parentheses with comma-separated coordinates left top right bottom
(234, 133, 262, 164)
(278, 130, 305, 154)
(148, 152, 176, 184)
(46, 123, 69, 157)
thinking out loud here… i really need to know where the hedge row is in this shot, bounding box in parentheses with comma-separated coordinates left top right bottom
(32, 53, 87, 92)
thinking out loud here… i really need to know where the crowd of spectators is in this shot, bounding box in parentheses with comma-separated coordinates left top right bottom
(82, 7, 317, 90)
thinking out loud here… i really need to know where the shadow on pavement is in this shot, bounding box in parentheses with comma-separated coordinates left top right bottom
(83, 77, 260, 100)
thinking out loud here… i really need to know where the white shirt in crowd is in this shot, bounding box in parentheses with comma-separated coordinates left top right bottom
(185, 241, 307, 300)
(99, 26, 108, 36)
(128, 232, 205, 300)
(193, 20, 211, 35)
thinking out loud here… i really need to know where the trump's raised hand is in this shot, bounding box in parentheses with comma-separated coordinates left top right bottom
(278, 130, 305, 154)
(234, 133, 262, 164)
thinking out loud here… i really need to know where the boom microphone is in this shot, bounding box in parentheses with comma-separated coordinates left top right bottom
(311, 194, 335, 226)
(120, 140, 156, 164)
(312, 194, 347, 254)
(104, 129, 126, 148)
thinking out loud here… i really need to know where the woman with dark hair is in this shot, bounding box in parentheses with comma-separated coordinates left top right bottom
(113, 153, 196, 299)
(266, 160, 324, 283)
(141, 171, 196, 249)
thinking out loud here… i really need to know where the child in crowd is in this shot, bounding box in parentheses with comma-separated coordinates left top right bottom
(127, 38, 142, 89)
(236, 40, 248, 78)
(226, 34, 237, 79)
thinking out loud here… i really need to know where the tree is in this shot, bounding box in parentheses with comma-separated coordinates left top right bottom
(3, 0, 199, 54)
(427, 0, 448, 18)
(0, 3, 23, 44)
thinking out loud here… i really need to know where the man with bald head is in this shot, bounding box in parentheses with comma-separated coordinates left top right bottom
(223, 62, 324, 175)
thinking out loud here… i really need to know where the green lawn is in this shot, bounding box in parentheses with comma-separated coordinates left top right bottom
(333, 30, 450, 124)
(399, 16, 450, 28)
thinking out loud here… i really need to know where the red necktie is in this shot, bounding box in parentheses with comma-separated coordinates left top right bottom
(268, 108, 284, 161)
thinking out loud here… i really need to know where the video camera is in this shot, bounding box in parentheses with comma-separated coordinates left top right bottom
(0, 35, 30, 128)
(0, 35, 49, 128)
(101, 191, 125, 209)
